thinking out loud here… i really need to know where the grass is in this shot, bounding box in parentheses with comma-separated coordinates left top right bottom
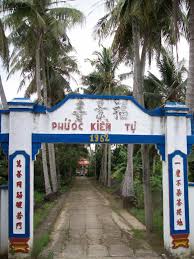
(34, 202, 54, 229)
(129, 207, 163, 235)
(32, 232, 50, 258)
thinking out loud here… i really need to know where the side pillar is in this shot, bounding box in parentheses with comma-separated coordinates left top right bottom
(8, 99, 34, 257)
(163, 103, 191, 257)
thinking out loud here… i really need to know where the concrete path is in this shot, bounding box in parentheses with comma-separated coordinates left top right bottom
(41, 177, 161, 259)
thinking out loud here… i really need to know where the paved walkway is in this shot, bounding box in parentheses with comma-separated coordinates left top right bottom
(41, 177, 161, 259)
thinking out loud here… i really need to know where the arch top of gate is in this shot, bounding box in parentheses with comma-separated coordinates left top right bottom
(46, 94, 163, 116)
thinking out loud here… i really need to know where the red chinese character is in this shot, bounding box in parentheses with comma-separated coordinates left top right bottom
(16, 211, 23, 220)
(16, 181, 22, 188)
(16, 170, 22, 178)
(176, 189, 182, 197)
(176, 180, 181, 186)
(176, 209, 182, 216)
(16, 160, 22, 168)
(16, 192, 23, 199)
(177, 218, 183, 226)
(176, 169, 181, 177)
(16, 222, 22, 229)
(177, 199, 182, 207)
(16, 201, 22, 208)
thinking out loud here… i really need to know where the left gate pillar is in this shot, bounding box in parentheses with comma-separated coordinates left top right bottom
(8, 98, 34, 257)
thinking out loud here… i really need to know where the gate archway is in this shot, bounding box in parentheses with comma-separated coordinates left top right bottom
(1, 94, 193, 257)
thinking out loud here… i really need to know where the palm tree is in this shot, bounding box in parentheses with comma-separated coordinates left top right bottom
(185, 1, 194, 111)
(144, 48, 187, 108)
(96, 0, 186, 231)
(1, 0, 83, 195)
(0, 18, 8, 109)
(83, 47, 128, 187)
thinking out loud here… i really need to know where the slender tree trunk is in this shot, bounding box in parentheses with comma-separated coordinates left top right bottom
(43, 63, 58, 192)
(41, 144, 52, 195)
(141, 144, 153, 232)
(48, 143, 58, 192)
(122, 145, 135, 208)
(37, 44, 52, 195)
(35, 35, 42, 102)
(0, 76, 8, 109)
(107, 144, 111, 187)
(122, 20, 141, 208)
(186, 0, 194, 111)
(104, 144, 108, 185)
(132, 20, 153, 232)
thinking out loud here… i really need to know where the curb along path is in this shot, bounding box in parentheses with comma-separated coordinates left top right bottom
(41, 177, 161, 259)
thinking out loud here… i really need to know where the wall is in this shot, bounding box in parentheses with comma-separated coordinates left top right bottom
(0, 185, 8, 256)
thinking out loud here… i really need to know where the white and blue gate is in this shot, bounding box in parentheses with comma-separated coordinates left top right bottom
(0, 94, 193, 257)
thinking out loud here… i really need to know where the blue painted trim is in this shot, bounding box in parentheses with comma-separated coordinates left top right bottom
(9, 108, 34, 112)
(0, 134, 9, 142)
(8, 102, 34, 106)
(32, 143, 41, 160)
(47, 94, 164, 116)
(9, 151, 30, 239)
(0, 185, 8, 190)
(32, 133, 165, 145)
(33, 104, 46, 113)
(164, 106, 189, 112)
(164, 112, 191, 117)
(188, 183, 194, 187)
(168, 150, 190, 236)
(0, 113, 1, 134)
(156, 144, 165, 161)
(0, 109, 9, 114)
(187, 136, 194, 145)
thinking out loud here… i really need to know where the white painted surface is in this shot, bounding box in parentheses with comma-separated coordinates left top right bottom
(163, 111, 190, 257)
(1, 97, 193, 257)
(34, 98, 164, 135)
(189, 186, 194, 252)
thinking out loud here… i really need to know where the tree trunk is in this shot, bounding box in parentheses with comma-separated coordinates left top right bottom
(35, 35, 42, 103)
(141, 144, 153, 232)
(0, 75, 8, 109)
(36, 43, 52, 195)
(48, 143, 58, 192)
(122, 20, 141, 208)
(132, 20, 153, 232)
(186, 0, 194, 111)
(42, 52, 58, 193)
(122, 145, 135, 208)
(41, 144, 52, 195)
(103, 144, 108, 185)
(107, 144, 111, 187)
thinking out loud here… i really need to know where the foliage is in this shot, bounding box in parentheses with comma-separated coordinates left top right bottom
(83, 47, 129, 95)
(32, 232, 50, 258)
(144, 48, 187, 108)
(0, 148, 8, 185)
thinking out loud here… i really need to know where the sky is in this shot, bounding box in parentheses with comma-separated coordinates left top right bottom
(0, 0, 190, 102)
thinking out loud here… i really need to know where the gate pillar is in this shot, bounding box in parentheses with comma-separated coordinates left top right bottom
(163, 103, 191, 256)
(8, 98, 34, 256)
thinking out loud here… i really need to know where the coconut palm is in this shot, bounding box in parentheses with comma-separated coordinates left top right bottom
(144, 48, 187, 109)
(0, 18, 8, 109)
(83, 47, 128, 187)
(1, 0, 83, 195)
(96, 0, 186, 231)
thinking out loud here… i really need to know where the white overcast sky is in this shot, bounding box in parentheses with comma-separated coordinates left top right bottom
(0, 0, 190, 102)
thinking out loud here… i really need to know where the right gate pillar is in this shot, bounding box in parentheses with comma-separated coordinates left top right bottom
(162, 102, 191, 257)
